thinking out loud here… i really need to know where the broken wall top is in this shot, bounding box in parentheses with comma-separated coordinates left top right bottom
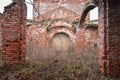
(33, 0, 89, 3)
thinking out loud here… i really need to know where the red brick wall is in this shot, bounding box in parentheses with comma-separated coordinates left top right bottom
(0, 15, 3, 50)
(33, 0, 89, 21)
(27, 25, 47, 48)
(84, 26, 98, 48)
(76, 29, 85, 53)
(2, 1, 27, 65)
(26, 25, 76, 56)
(76, 26, 98, 53)
(98, 0, 120, 76)
(26, 23, 98, 57)
(34, 0, 89, 3)
(1, 0, 119, 77)
(47, 27, 76, 50)
(41, 7, 80, 21)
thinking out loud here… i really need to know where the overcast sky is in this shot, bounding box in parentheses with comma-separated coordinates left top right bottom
(0, 0, 33, 19)
(0, 0, 98, 20)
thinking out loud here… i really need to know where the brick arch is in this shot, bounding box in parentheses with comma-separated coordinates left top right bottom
(48, 27, 76, 52)
(52, 32, 70, 39)
(78, 0, 120, 77)
(48, 27, 76, 43)
(46, 20, 76, 32)
(51, 33, 71, 52)
(79, 2, 96, 27)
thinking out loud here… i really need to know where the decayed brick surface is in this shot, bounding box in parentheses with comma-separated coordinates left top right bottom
(27, 25, 47, 48)
(98, 0, 120, 76)
(84, 25, 98, 48)
(76, 25, 98, 53)
(26, 21, 98, 57)
(0, 0, 119, 77)
(2, 0, 27, 65)
(76, 29, 85, 53)
(34, 0, 88, 3)
(33, 0, 89, 21)
(0, 14, 3, 50)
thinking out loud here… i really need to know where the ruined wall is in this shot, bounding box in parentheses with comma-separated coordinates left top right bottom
(33, 0, 89, 21)
(26, 25, 47, 60)
(30, 0, 93, 56)
(98, 0, 120, 76)
(76, 29, 85, 53)
(76, 25, 98, 53)
(26, 21, 98, 59)
(26, 21, 76, 59)
(2, 0, 27, 65)
(0, 14, 3, 59)
(0, 14, 3, 51)
(0, 0, 119, 77)
(40, 7, 80, 21)
(34, 0, 88, 3)
(1, 0, 98, 66)
(84, 25, 98, 48)
(27, 25, 47, 48)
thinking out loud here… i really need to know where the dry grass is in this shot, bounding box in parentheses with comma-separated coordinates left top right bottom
(0, 46, 120, 80)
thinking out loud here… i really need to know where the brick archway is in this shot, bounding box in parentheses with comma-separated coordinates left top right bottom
(51, 33, 71, 53)
(78, 0, 120, 76)
(48, 27, 75, 42)
(47, 26, 76, 51)
(79, 2, 96, 27)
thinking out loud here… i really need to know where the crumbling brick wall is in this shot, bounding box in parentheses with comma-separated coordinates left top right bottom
(33, 0, 89, 21)
(84, 25, 98, 48)
(76, 24, 98, 53)
(76, 29, 85, 53)
(98, 0, 120, 76)
(0, 14, 3, 59)
(0, 0, 119, 77)
(26, 25, 48, 60)
(2, 0, 27, 65)
(26, 21, 77, 59)
(26, 20, 98, 59)
(0, 14, 3, 51)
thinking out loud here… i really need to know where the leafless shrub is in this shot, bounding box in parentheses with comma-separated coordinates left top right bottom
(21, 43, 120, 80)
(0, 44, 120, 80)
